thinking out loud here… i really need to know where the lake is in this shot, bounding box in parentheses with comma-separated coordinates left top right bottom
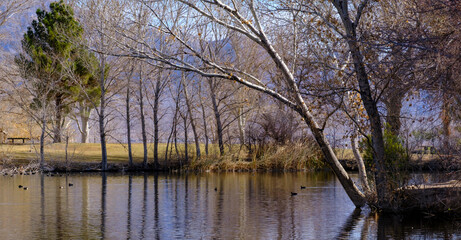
(0, 172, 459, 239)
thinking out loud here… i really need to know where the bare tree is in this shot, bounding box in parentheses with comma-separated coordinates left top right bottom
(0, 0, 32, 30)
(104, 0, 367, 206)
(125, 63, 134, 167)
(76, 0, 127, 171)
(145, 68, 169, 168)
(181, 73, 201, 159)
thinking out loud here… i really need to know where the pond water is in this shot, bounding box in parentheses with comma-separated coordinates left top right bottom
(0, 172, 459, 239)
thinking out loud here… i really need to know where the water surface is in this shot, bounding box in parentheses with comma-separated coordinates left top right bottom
(0, 172, 459, 239)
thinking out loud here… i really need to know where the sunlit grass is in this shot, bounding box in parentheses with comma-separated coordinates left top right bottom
(0, 142, 325, 171)
(0, 142, 228, 165)
(1, 142, 436, 171)
(0, 143, 172, 164)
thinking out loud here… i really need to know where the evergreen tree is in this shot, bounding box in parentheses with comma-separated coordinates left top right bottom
(19, 0, 100, 143)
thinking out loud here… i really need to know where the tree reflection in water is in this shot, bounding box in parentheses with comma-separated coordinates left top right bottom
(336, 208, 461, 239)
(1, 172, 460, 239)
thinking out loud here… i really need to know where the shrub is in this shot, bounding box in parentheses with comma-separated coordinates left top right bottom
(362, 126, 410, 187)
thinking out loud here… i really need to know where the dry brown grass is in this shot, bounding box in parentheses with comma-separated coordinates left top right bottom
(0, 143, 169, 164)
(187, 142, 324, 172)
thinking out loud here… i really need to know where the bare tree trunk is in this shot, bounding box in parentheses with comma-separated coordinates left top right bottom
(165, 88, 179, 165)
(174, 117, 180, 165)
(79, 104, 91, 143)
(174, 123, 179, 159)
(54, 94, 63, 143)
(173, 94, 181, 165)
(351, 132, 371, 193)
(208, 79, 224, 156)
(40, 115, 46, 169)
(126, 0, 366, 207)
(164, 118, 174, 164)
(199, 84, 209, 155)
(139, 69, 148, 168)
(441, 92, 451, 151)
(348, 30, 388, 207)
(182, 76, 200, 159)
(65, 135, 69, 168)
(153, 81, 161, 168)
(183, 112, 189, 164)
(333, 0, 388, 207)
(98, 52, 107, 171)
(237, 107, 246, 150)
(384, 94, 404, 136)
(126, 82, 133, 167)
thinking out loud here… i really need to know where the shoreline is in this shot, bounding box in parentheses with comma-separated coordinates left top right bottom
(1, 156, 460, 175)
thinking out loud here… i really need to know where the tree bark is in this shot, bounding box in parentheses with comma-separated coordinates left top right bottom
(182, 75, 201, 159)
(351, 132, 371, 193)
(153, 80, 161, 168)
(199, 84, 209, 155)
(384, 93, 404, 136)
(183, 112, 189, 165)
(333, 0, 389, 207)
(237, 107, 246, 149)
(126, 82, 133, 167)
(54, 94, 63, 143)
(164, 118, 173, 164)
(208, 79, 224, 156)
(139, 69, 148, 168)
(173, 93, 181, 165)
(98, 53, 107, 171)
(79, 104, 91, 144)
(249, 2, 367, 207)
(133, 0, 367, 207)
(40, 115, 46, 169)
(441, 92, 451, 151)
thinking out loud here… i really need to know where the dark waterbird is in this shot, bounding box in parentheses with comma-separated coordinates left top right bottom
(291, 192, 298, 196)
(23, 187, 28, 190)
(301, 186, 306, 189)
(68, 183, 73, 187)
(214, 187, 217, 191)
(18, 185, 23, 188)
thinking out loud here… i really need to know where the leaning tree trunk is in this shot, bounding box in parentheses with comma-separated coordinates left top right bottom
(247, 5, 367, 207)
(128, 0, 367, 207)
(164, 119, 173, 164)
(347, 23, 388, 208)
(333, 0, 389, 207)
(351, 131, 371, 193)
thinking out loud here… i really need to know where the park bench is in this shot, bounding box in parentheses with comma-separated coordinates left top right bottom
(6, 137, 30, 144)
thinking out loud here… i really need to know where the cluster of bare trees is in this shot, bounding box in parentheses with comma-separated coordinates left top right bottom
(1, 0, 460, 209)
